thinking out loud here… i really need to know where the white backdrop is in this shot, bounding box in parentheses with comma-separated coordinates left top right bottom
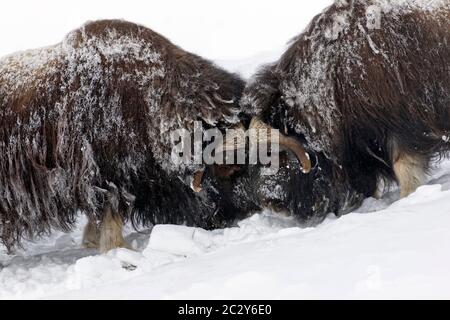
(0, 0, 332, 60)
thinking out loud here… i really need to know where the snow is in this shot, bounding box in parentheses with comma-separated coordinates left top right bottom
(2, 159, 450, 299)
(147, 225, 213, 256)
(366, 5, 382, 30)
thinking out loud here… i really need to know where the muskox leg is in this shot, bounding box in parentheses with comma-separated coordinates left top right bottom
(98, 204, 129, 253)
(82, 217, 100, 249)
(373, 178, 385, 200)
(393, 152, 427, 198)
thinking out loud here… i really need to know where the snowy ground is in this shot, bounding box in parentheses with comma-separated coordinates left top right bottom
(2, 158, 450, 299)
(1, 17, 450, 298)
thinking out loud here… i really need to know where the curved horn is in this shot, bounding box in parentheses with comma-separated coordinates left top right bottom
(191, 169, 205, 193)
(250, 117, 311, 173)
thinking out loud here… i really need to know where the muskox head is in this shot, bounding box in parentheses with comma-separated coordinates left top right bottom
(199, 115, 314, 219)
(198, 65, 365, 226)
(195, 114, 338, 226)
(203, 115, 365, 226)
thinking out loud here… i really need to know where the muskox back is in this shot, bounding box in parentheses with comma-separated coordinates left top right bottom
(0, 20, 246, 250)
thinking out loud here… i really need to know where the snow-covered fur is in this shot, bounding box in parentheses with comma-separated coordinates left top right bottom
(241, 0, 450, 223)
(0, 20, 246, 250)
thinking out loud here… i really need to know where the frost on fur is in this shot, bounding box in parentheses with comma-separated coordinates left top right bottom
(0, 20, 246, 250)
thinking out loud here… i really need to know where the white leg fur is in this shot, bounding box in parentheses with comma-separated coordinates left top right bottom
(99, 206, 129, 253)
(82, 218, 100, 249)
(373, 177, 385, 200)
(393, 153, 426, 198)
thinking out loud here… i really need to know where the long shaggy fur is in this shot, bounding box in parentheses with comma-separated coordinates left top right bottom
(0, 20, 246, 250)
(241, 0, 450, 222)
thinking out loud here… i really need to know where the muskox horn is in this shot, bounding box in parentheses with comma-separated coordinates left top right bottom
(192, 123, 246, 193)
(249, 117, 311, 173)
(191, 169, 205, 193)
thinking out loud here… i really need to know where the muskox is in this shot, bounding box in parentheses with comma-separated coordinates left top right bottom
(0, 20, 253, 253)
(234, 0, 450, 224)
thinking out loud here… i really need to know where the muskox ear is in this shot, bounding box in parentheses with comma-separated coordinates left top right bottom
(240, 65, 281, 119)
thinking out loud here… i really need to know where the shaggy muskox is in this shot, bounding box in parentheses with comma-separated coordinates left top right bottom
(235, 0, 450, 224)
(0, 20, 253, 253)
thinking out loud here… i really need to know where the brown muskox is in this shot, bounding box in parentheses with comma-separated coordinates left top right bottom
(231, 0, 450, 224)
(0, 20, 252, 253)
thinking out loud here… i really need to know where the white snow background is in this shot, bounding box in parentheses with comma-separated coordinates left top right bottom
(1, 0, 450, 299)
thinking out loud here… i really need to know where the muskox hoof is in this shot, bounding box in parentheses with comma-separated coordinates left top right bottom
(98, 207, 131, 254)
(82, 219, 101, 249)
